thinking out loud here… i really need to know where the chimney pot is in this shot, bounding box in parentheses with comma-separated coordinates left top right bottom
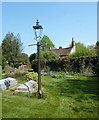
(72, 37, 74, 41)
(72, 37, 75, 47)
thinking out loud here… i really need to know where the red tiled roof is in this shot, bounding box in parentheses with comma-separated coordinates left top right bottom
(52, 47, 72, 56)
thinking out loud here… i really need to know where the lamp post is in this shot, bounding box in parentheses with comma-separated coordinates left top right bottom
(33, 19, 43, 96)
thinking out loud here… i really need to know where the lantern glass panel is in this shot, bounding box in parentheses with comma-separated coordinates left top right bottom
(33, 20, 43, 42)
(34, 28, 43, 42)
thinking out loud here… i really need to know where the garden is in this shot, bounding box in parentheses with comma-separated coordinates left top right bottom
(1, 33, 99, 118)
(1, 69, 99, 118)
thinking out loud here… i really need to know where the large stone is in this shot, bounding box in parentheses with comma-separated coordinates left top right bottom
(0, 77, 17, 91)
(15, 80, 37, 94)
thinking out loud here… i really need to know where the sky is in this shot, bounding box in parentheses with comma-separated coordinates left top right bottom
(2, 2, 97, 56)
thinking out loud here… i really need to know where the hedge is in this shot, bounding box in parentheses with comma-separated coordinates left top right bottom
(31, 56, 99, 76)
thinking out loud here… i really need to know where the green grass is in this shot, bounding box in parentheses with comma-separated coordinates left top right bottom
(2, 75, 99, 118)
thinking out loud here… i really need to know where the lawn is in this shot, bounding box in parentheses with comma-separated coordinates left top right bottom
(1, 75, 99, 118)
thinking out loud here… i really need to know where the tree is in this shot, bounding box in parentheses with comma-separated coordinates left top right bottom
(40, 35, 55, 51)
(29, 50, 59, 72)
(69, 42, 96, 57)
(95, 41, 99, 56)
(41, 50, 59, 70)
(41, 50, 59, 61)
(29, 35, 57, 71)
(96, 41, 99, 46)
(0, 46, 1, 65)
(29, 53, 37, 64)
(2, 57, 6, 70)
(2, 32, 23, 67)
(18, 53, 29, 64)
(59, 46, 62, 49)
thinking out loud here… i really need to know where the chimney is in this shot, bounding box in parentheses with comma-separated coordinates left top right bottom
(72, 37, 75, 47)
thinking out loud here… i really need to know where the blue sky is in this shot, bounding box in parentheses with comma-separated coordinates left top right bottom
(2, 2, 97, 56)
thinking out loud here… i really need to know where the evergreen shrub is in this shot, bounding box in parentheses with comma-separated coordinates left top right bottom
(25, 72, 38, 81)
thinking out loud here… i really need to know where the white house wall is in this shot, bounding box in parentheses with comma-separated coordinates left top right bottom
(70, 46, 76, 54)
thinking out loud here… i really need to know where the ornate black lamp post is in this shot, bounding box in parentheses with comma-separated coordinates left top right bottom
(33, 19, 43, 96)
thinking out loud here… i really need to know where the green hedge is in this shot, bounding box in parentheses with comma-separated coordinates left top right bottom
(31, 56, 99, 76)
(68, 56, 99, 73)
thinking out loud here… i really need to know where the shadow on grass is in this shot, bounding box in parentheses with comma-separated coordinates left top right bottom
(56, 76, 99, 100)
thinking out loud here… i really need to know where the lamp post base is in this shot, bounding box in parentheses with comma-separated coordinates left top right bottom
(38, 89, 43, 95)
(38, 90, 43, 98)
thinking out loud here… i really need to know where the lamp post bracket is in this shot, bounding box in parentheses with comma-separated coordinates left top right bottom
(28, 44, 37, 46)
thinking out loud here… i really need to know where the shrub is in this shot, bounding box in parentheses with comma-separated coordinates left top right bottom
(5, 69, 27, 78)
(30, 56, 99, 76)
(6, 72, 27, 78)
(95, 61, 99, 76)
(44, 66, 50, 72)
(28, 69, 34, 72)
(25, 72, 38, 81)
(83, 67, 93, 76)
(31, 60, 38, 72)
(2, 57, 6, 69)
(69, 56, 99, 75)
(10, 63, 14, 68)
(14, 71, 27, 77)
(51, 73, 65, 79)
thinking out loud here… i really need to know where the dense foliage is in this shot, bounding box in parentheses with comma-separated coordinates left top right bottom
(25, 72, 38, 81)
(95, 41, 99, 56)
(2, 33, 29, 68)
(29, 39, 98, 76)
(18, 53, 29, 64)
(29, 35, 59, 72)
(29, 53, 37, 64)
(2, 57, 6, 70)
(68, 56, 99, 75)
(40, 35, 55, 51)
(2, 33, 22, 65)
(40, 50, 59, 61)
(69, 42, 96, 57)
(30, 50, 59, 72)
(45, 56, 99, 76)
(5, 70, 27, 78)
(96, 41, 99, 46)
(0, 46, 1, 65)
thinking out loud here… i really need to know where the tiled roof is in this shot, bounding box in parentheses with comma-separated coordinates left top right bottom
(52, 47, 72, 56)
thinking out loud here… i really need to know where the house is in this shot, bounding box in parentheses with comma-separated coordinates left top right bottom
(50, 38, 76, 57)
